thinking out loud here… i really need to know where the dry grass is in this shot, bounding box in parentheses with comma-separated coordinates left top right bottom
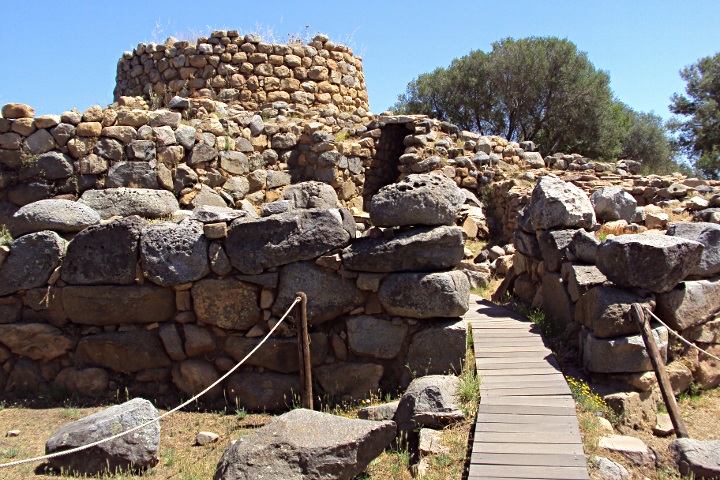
(0, 403, 273, 479)
(584, 386, 720, 480)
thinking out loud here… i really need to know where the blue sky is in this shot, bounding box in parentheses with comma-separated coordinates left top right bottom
(1, 0, 718, 121)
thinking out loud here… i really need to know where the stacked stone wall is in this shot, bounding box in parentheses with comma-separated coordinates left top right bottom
(0, 174, 471, 409)
(501, 176, 720, 426)
(114, 32, 368, 114)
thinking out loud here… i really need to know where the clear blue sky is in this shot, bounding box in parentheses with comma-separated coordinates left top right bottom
(1, 0, 718, 121)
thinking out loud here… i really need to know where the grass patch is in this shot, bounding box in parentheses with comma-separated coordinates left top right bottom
(0, 225, 12, 247)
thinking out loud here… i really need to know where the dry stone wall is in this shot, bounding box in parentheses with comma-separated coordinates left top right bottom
(0, 175, 471, 409)
(504, 176, 720, 415)
(114, 32, 368, 114)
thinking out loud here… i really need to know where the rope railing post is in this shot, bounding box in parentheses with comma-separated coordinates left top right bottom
(296, 291, 313, 410)
(630, 304, 689, 438)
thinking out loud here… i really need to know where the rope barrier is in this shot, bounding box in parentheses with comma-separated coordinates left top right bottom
(0, 296, 303, 470)
(643, 306, 720, 362)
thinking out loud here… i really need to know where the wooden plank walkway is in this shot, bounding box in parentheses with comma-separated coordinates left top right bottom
(464, 295, 589, 480)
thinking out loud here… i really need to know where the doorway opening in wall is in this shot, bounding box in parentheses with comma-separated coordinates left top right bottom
(361, 124, 409, 210)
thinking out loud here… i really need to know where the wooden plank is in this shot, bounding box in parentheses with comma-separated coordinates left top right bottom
(475, 422, 580, 435)
(472, 442, 585, 456)
(480, 397, 575, 408)
(475, 346, 553, 354)
(479, 376, 566, 386)
(476, 356, 558, 365)
(479, 404, 576, 416)
(482, 387, 572, 397)
(477, 363, 561, 373)
(477, 368, 562, 376)
(475, 431, 580, 444)
(471, 452, 587, 467)
(468, 464, 589, 479)
(476, 413, 578, 425)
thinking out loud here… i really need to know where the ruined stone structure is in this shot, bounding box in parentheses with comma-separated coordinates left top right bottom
(114, 32, 368, 114)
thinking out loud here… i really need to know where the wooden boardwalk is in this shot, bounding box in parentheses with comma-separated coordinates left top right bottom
(464, 295, 589, 480)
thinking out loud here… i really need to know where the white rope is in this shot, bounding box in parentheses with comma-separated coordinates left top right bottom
(0, 296, 303, 469)
(643, 306, 720, 362)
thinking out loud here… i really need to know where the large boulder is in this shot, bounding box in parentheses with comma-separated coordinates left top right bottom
(346, 316, 408, 359)
(282, 181, 339, 209)
(225, 372, 301, 412)
(666, 222, 720, 277)
(61, 216, 145, 285)
(9, 199, 100, 236)
(591, 186, 638, 223)
(561, 263, 608, 302)
(271, 262, 368, 326)
(369, 173, 464, 227)
(140, 220, 210, 286)
(378, 271, 470, 318)
(79, 188, 179, 219)
(0, 230, 66, 296)
(596, 234, 703, 293)
(575, 286, 655, 338)
(105, 161, 159, 189)
(225, 209, 353, 274)
(526, 176, 596, 230)
(315, 363, 385, 398)
(670, 439, 720, 479)
(75, 331, 171, 373)
(45, 398, 160, 475)
(62, 285, 175, 325)
(537, 229, 578, 272)
(214, 409, 395, 480)
(404, 319, 467, 384)
(225, 333, 327, 373)
(341, 226, 464, 272)
(172, 359, 221, 400)
(656, 278, 720, 331)
(0, 323, 73, 361)
(394, 375, 464, 439)
(541, 272, 575, 328)
(582, 326, 667, 373)
(191, 278, 261, 330)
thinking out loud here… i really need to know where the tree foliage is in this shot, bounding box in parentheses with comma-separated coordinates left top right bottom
(669, 52, 720, 179)
(393, 36, 678, 172)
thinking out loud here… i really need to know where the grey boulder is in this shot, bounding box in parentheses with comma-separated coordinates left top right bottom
(272, 262, 368, 326)
(341, 225, 464, 272)
(591, 186, 638, 222)
(214, 409, 395, 480)
(225, 372, 301, 412)
(225, 208, 353, 275)
(378, 270, 470, 318)
(105, 162, 159, 189)
(670, 438, 720, 479)
(141, 220, 210, 286)
(79, 188, 180, 219)
(656, 278, 720, 331)
(526, 176, 596, 230)
(283, 181, 339, 209)
(45, 398, 159, 475)
(393, 375, 464, 439)
(61, 216, 145, 285)
(596, 234, 703, 293)
(666, 222, 720, 277)
(369, 173, 464, 227)
(574, 286, 655, 338)
(9, 199, 100, 236)
(0, 231, 66, 296)
(582, 327, 667, 373)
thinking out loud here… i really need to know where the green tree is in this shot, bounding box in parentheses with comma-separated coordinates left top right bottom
(393, 37, 617, 157)
(669, 51, 720, 179)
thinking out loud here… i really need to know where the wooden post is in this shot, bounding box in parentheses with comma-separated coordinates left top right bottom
(296, 292, 313, 410)
(630, 304, 688, 438)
